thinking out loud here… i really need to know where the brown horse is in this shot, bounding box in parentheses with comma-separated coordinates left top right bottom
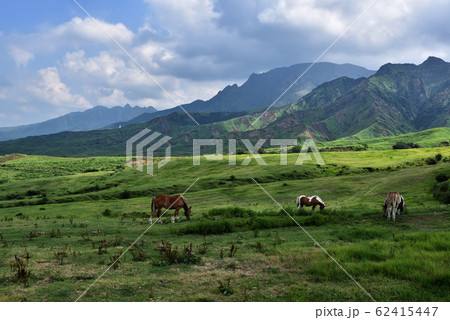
(150, 194, 191, 224)
(296, 195, 326, 211)
(382, 192, 405, 221)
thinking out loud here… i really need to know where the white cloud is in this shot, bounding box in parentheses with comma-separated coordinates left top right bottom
(28, 67, 91, 109)
(9, 46, 34, 67)
(50, 17, 134, 45)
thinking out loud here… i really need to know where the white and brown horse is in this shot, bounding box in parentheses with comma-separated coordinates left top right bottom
(296, 195, 326, 211)
(150, 194, 191, 224)
(382, 192, 405, 221)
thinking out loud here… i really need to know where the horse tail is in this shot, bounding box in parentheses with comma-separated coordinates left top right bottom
(151, 196, 156, 214)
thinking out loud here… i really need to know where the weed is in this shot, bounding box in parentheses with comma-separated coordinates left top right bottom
(217, 277, 234, 296)
(130, 240, 147, 262)
(111, 236, 123, 247)
(54, 250, 68, 265)
(49, 229, 62, 238)
(254, 241, 265, 253)
(81, 232, 90, 241)
(11, 255, 30, 283)
(229, 244, 238, 257)
(109, 251, 123, 270)
(197, 242, 208, 255)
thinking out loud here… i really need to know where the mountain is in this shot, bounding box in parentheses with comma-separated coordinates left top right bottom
(0, 104, 157, 141)
(106, 62, 374, 128)
(251, 56, 450, 141)
(0, 57, 448, 156)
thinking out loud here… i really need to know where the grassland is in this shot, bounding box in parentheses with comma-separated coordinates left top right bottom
(0, 147, 449, 301)
(318, 127, 450, 150)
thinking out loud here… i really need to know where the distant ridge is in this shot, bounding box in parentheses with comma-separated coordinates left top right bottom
(106, 62, 374, 128)
(0, 104, 157, 141)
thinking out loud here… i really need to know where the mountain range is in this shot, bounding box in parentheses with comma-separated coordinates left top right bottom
(105, 62, 374, 128)
(0, 57, 448, 156)
(0, 104, 157, 141)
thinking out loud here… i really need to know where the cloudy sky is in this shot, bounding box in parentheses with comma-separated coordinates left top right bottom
(0, 0, 449, 127)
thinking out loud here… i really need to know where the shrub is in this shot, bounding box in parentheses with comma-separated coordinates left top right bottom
(102, 209, 112, 217)
(435, 153, 442, 162)
(425, 157, 437, 165)
(175, 220, 233, 235)
(351, 144, 368, 151)
(120, 190, 131, 199)
(392, 142, 420, 149)
(207, 207, 256, 218)
(236, 147, 247, 155)
(435, 173, 449, 183)
(290, 145, 301, 153)
(433, 181, 450, 204)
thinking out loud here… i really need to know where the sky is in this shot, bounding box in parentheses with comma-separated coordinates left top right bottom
(0, 0, 449, 127)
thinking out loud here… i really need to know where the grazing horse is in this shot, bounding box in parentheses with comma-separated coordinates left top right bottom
(150, 194, 191, 224)
(382, 192, 405, 221)
(296, 195, 326, 211)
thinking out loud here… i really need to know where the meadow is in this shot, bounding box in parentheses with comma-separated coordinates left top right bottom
(0, 147, 449, 301)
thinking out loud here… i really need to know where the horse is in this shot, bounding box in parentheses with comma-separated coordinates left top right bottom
(296, 195, 326, 211)
(382, 192, 405, 221)
(150, 194, 191, 224)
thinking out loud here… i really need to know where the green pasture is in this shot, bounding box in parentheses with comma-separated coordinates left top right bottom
(0, 148, 449, 301)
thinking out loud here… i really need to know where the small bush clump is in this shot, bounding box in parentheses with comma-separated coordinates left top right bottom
(175, 220, 233, 236)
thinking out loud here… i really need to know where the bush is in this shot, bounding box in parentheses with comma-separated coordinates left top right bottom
(290, 145, 301, 153)
(425, 157, 437, 165)
(392, 142, 420, 149)
(120, 190, 131, 199)
(351, 144, 368, 151)
(433, 181, 450, 204)
(175, 220, 233, 235)
(436, 173, 449, 183)
(102, 209, 112, 217)
(207, 207, 256, 218)
(435, 153, 442, 162)
(236, 147, 247, 155)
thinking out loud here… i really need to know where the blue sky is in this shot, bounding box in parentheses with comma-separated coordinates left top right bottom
(0, 0, 449, 127)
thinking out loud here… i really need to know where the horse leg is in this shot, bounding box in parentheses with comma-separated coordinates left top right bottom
(312, 204, 316, 211)
(150, 209, 153, 224)
(157, 208, 162, 224)
(172, 208, 179, 223)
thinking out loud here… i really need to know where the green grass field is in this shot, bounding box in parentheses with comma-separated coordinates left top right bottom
(0, 147, 449, 301)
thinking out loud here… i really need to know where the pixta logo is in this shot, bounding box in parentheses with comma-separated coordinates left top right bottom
(126, 129, 172, 176)
(193, 138, 325, 166)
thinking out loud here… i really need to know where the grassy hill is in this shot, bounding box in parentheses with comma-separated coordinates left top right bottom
(317, 127, 450, 150)
(0, 148, 449, 301)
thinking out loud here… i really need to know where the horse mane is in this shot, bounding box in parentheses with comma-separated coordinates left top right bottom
(312, 195, 325, 205)
(180, 196, 189, 210)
